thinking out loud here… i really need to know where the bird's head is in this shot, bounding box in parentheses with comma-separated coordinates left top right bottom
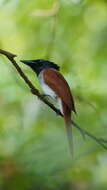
(20, 59, 60, 75)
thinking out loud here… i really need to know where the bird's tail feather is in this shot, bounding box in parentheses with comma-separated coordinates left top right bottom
(62, 101, 73, 155)
(65, 119, 73, 156)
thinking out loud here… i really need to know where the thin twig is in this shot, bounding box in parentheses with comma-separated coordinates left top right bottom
(71, 121, 107, 150)
(0, 49, 107, 150)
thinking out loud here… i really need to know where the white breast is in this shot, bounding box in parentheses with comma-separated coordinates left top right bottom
(38, 71, 57, 99)
(38, 71, 63, 114)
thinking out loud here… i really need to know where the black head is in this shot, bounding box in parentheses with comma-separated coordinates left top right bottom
(20, 59, 60, 75)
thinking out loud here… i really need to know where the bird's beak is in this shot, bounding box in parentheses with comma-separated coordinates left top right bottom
(20, 60, 33, 66)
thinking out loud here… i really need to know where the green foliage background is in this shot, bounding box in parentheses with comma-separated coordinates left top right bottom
(0, 0, 107, 189)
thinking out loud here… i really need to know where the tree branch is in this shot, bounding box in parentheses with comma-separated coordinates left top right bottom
(0, 49, 107, 150)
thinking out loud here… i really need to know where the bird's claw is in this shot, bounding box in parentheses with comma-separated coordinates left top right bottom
(40, 94, 51, 98)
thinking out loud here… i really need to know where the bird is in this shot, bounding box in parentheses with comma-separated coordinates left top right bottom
(20, 59, 76, 154)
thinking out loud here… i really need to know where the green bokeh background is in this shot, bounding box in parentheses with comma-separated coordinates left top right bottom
(0, 0, 107, 189)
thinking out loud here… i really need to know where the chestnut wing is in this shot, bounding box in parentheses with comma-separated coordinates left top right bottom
(43, 69, 75, 112)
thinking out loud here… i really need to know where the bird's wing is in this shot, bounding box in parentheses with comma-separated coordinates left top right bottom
(43, 69, 76, 112)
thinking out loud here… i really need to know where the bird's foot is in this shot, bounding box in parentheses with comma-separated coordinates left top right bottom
(40, 93, 52, 99)
(31, 89, 51, 99)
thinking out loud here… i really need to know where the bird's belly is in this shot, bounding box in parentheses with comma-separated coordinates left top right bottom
(38, 72, 57, 99)
(42, 83, 63, 113)
(41, 83, 57, 99)
(38, 72, 63, 113)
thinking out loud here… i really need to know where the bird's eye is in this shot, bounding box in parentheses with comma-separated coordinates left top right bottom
(38, 60, 43, 63)
(38, 62, 43, 67)
(35, 59, 43, 66)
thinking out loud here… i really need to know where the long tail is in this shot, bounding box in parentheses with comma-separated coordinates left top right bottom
(62, 101, 73, 155)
